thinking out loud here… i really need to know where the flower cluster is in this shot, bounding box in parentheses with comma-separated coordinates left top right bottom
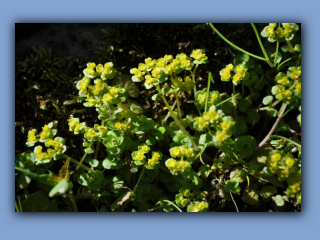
(169, 145, 194, 159)
(195, 89, 221, 109)
(261, 23, 299, 42)
(272, 66, 301, 102)
(83, 62, 117, 80)
(266, 151, 297, 179)
(220, 64, 234, 82)
(132, 144, 162, 169)
(68, 118, 86, 134)
(114, 122, 132, 133)
(130, 49, 207, 89)
(187, 201, 209, 212)
(165, 158, 190, 174)
(220, 63, 246, 85)
(26, 122, 66, 165)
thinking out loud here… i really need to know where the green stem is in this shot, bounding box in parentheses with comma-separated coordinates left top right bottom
(208, 23, 267, 62)
(277, 54, 300, 71)
(269, 135, 301, 148)
(75, 141, 93, 171)
(250, 23, 274, 68)
(63, 154, 92, 172)
(175, 90, 182, 120)
(94, 120, 105, 159)
(232, 84, 238, 125)
(156, 84, 198, 151)
(274, 40, 279, 66)
(216, 93, 240, 107)
(205, 72, 212, 113)
(132, 166, 145, 194)
(287, 40, 295, 53)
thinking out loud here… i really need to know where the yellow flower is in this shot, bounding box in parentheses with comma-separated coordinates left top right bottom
(96, 64, 104, 74)
(145, 75, 156, 85)
(85, 62, 96, 75)
(151, 67, 162, 79)
(27, 130, 37, 142)
(164, 55, 173, 62)
(282, 90, 292, 99)
(157, 58, 166, 68)
(74, 123, 84, 132)
(93, 79, 104, 95)
(103, 63, 113, 75)
(198, 203, 205, 211)
(79, 77, 91, 93)
(68, 119, 78, 130)
(109, 87, 118, 97)
(171, 147, 181, 158)
(192, 49, 206, 61)
(180, 145, 188, 156)
(220, 120, 230, 130)
(198, 93, 207, 105)
(138, 63, 147, 72)
(189, 205, 199, 212)
(141, 145, 150, 153)
(196, 117, 207, 129)
(266, 23, 277, 37)
(277, 76, 290, 85)
(40, 125, 51, 140)
(295, 83, 301, 93)
(87, 129, 96, 138)
(181, 199, 188, 207)
(136, 150, 145, 161)
(216, 131, 227, 142)
(104, 93, 113, 102)
(184, 189, 190, 197)
(282, 23, 294, 37)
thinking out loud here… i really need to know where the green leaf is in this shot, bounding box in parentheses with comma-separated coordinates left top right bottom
(275, 195, 285, 207)
(260, 186, 277, 199)
(21, 190, 49, 212)
(235, 135, 257, 157)
(17, 173, 32, 189)
(49, 179, 73, 197)
(230, 167, 247, 183)
(263, 96, 273, 105)
(84, 148, 95, 154)
(243, 186, 259, 205)
(281, 45, 290, 52)
(239, 98, 252, 112)
(224, 180, 241, 194)
(266, 108, 278, 118)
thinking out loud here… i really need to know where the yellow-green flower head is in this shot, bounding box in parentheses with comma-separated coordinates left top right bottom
(68, 119, 78, 130)
(93, 79, 105, 95)
(98, 126, 108, 136)
(266, 151, 282, 173)
(290, 67, 301, 79)
(86, 95, 102, 105)
(87, 128, 96, 139)
(181, 198, 188, 207)
(195, 117, 207, 129)
(171, 59, 180, 71)
(103, 63, 113, 75)
(165, 158, 189, 173)
(165, 64, 173, 74)
(232, 65, 246, 84)
(276, 75, 290, 86)
(74, 122, 84, 132)
(184, 189, 190, 197)
(78, 77, 91, 94)
(197, 92, 207, 106)
(216, 131, 227, 142)
(172, 77, 183, 89)
(145, 75, 157, 85)
(282, 23, 295, 38)
(157, 58, 166, 68)
(34, 146, 52, 164)
(170, 146, 181, 158)
(164, 55, 173, 62)
(151, 67, 162, 79)
(203, 108, 219, 122)
(47, 148, 56, 157)
(152, 152, 161, 161)
(96, 64, 104, 74)
(191, 49, 207, 62)
(275, 27, 284, 38)
(84, 62, 96, 76)
(148, 158, 158, 166)
(47, 139, 62, 152)
(27, 129, 37, 142)
(145, 57, 157, 69)
(265, 23, 277, 38)
(114, 122, 131, 132)
(139, 144, 150, 153)
(40, 124, 51, 140)
(138, 63, 147, 72)
(131, 68, 143, 78)
(109, 87, 118, 97)
(220, 64, 234, 81)
(135, 150, 145, 161)
(188, 205, 200, 212)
